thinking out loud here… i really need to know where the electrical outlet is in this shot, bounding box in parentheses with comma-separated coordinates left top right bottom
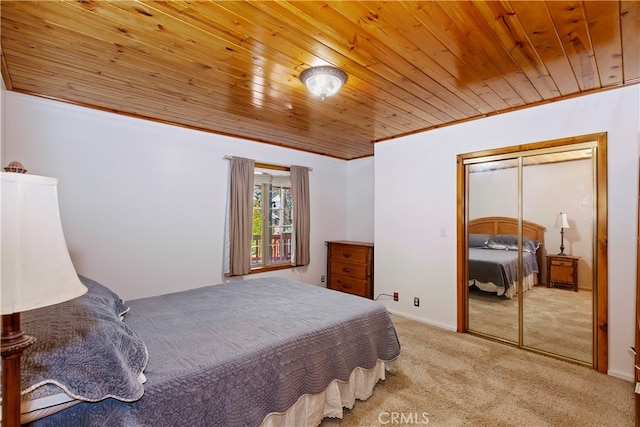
(414, 297, 420, 307)
(393, 292, 398, 301)
(320, 275, 325, 283)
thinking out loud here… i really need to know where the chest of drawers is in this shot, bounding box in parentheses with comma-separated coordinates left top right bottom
(326, 241, 374, 299)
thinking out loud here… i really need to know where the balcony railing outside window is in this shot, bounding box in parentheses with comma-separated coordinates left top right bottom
(251, 233, 292, 265)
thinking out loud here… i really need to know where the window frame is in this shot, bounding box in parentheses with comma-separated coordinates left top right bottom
(250, 164, 294, 272)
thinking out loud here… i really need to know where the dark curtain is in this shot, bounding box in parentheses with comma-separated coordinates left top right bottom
(290, 166, 310, 266)
(227, 157, 254, 276)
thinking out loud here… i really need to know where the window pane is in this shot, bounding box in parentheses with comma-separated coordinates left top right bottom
(252, 184, 263, 266)
(251, 178, 293, 269)
(268, 186, 291, 264)
(283, 189, 292, 228)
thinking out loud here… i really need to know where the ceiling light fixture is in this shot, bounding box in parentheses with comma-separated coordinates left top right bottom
(299, 66, 347, 100)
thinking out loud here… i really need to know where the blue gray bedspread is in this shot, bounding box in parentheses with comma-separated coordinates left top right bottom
(30, 277, 400, 426)
(468, 248, 539, 291)
(12, 276, 148, 403)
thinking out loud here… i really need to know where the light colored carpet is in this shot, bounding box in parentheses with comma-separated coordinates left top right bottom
(468, 285, 592, 363)
(321, 314, 634, 427)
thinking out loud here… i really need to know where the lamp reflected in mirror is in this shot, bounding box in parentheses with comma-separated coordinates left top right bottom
(554, 212, 570, 256)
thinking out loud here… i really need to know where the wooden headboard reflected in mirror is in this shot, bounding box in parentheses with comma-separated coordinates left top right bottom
(468, 216, 546, 282)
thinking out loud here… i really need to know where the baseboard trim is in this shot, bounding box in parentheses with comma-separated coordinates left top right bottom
(386, 309, 457, 332)
(607, 369, 634, 382)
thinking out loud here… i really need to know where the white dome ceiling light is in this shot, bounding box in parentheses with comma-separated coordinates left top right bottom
(299, 66, 348, 100)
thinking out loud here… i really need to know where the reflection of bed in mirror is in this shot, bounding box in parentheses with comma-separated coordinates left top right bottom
(468, 217, 546, 298)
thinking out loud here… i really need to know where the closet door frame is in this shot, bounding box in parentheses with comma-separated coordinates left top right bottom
(456, 132, 608, 373)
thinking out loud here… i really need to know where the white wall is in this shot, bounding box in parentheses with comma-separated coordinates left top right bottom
(1, 78, 5, 163)
(0, 80, 4, 304)
(375, 85, 640, 380)
(4, 92, 351, 300)
(346, 157, 375, 242)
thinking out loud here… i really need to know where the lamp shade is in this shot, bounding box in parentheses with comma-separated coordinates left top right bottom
(1, 172, 87, 314)
(554, 212, 570, 229)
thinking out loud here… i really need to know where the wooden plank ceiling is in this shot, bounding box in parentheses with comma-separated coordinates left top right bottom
(1, 1, 639, 160)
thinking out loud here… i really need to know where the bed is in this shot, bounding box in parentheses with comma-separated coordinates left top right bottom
(468, 217, 546, 298)
(2, 276, 401, 426)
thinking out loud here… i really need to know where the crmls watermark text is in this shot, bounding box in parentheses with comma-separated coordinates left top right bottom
(378, 411, 430, 425)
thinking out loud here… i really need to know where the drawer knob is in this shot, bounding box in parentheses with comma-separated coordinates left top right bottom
(343, 252, 351, 258)
(342, 267, 352, 273)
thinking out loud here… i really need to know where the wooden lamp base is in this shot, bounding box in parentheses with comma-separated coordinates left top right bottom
(2, 313, 36, 427)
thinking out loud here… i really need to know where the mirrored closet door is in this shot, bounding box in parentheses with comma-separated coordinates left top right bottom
(466, 157, 519, 344)
(521, 149, 594, 363)
(457, 134, 608, 371)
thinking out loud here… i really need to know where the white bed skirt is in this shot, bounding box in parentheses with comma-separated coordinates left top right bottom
(13, 360, 389, 425)
(260, 359, 389, 427)
(470, 273, 538, 298)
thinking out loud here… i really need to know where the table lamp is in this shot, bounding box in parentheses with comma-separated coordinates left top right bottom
(1, 171, 87, 426)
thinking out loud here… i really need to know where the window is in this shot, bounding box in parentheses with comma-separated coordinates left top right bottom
(251, 169, 292, 268)
(225, 157, 309, 276)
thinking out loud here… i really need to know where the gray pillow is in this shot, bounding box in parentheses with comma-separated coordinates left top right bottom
(487, 234, 541, 253)
(17, 276, 148, 405)
(469, 233, 491, 248)
(79, 274, 130, 319)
